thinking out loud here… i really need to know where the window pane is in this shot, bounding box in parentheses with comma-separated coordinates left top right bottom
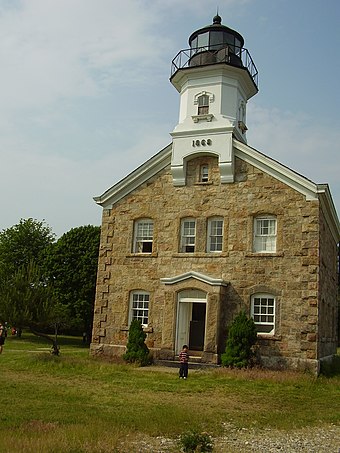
(134, 219, 153, 253)
(131, 292, 149, 326)
(251, 294, 275, 335)
(253, 217, 277, 252)
(200, 165, 209, 182)
(210, 31, 224, 48)
(197, 32, 209, 48)
(208, 218, 223, 252)
(181, 219, 196, 252)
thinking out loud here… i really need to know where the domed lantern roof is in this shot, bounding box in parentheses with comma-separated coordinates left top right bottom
(188, 14, 244, 53)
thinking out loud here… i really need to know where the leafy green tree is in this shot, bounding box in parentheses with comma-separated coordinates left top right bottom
(221, 311, 257, 368)
(0, 260, 61, 354)
(43, 225, 100, 339)
(0, 218, 55, 282)
(123, 319, 151, 366)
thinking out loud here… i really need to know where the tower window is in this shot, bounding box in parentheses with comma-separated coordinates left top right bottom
(197, 94, 209, 115)
(200, 165, 209, 182)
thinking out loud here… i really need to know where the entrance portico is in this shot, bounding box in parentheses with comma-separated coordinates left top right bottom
(160, 271, 229, 363)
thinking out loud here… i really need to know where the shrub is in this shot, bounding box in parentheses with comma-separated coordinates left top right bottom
(221, 310, 257, 368)
(178, 430, 213, 452)
(123, 319, 151, 366)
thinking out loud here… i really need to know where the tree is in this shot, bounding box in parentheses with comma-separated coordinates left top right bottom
(123, 319, 151, 366)
(0, 260, 61, 354)
(43, 225, 100, 339)
(221, 311, 257, 368)
(0, 218, 55, 282)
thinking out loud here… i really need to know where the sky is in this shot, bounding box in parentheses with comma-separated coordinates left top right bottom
(0, 0, 339, 237)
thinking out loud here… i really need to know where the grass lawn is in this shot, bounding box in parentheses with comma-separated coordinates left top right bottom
(0, 333, 339, 452)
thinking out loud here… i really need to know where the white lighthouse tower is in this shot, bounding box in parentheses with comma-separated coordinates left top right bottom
(170, 14, 258, 186)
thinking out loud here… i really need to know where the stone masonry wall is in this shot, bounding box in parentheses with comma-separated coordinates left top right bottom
(318, 207, 338, 358)
(91, 154, 329, 372)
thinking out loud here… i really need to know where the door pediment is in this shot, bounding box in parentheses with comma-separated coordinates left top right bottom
(160, 271, 228, 287)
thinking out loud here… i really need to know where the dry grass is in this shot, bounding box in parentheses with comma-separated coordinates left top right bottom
(0, 334, 339, 452)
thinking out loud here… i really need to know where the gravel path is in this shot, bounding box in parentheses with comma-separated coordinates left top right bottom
(126, 424, 340, 452)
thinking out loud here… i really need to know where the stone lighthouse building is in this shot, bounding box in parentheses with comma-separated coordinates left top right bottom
(91, 15, 339, 374)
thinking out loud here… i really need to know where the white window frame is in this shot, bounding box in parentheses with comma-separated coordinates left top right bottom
(207, 217, 223, 252)
(180, 218, 196, 253)
(130, 291, 150, 327)
(253, 216, 277, 253)
(200, 165, 209, 182)
(251, 293, 276, 335)
(133, 219, 153, 253)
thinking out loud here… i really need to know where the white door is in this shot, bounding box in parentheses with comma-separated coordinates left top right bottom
(176, 302, 191, 354)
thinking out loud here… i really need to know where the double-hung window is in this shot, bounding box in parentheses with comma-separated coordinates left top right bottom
(253, 216, 277, 253)
(180, 218, 196, 253)
(200, 165, 209, 182)
(251, 294, 275, 335)
(133, 219, 153, 253)
(207, 217, 223, 252)
(130, 291, 149, 327)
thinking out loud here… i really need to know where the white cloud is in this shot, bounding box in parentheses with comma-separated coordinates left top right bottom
(0, 0, 171, 112)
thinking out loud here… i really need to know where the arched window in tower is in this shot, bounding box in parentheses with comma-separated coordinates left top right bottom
(197, 94, 209, 115)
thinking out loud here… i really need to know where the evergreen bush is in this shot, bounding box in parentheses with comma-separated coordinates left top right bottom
(221, 310, 257, 368)
(123, 319, 151, 366)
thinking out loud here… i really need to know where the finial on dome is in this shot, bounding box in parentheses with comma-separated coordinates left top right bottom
(213, 8, 222, 25)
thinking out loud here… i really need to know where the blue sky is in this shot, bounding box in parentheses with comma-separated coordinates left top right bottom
(0, 0, 339, 237)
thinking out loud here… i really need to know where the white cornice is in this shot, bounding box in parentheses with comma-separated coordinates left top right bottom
(160, 271, 229, 287)
(93, 144, 172, 208)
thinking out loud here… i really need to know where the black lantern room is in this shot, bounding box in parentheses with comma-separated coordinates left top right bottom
(170, 15, 258, 90)
(189, 14, 244, 54)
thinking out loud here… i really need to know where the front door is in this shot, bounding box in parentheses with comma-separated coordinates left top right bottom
(176, 290, 207, 354)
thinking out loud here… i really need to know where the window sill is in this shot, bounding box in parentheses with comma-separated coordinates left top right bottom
(192, 113, 214, 123)
(120, 325, 153, 333)
(195, 181, 213, 186)
(246, 252, 284, 258)
(126, 252, 158, 258)
(172, 252, 229, 258)
(257, 334, 281, 341)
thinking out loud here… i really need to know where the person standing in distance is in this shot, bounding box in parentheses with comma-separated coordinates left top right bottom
(0, 323, 6, 354)
(179, 344, 189, 379)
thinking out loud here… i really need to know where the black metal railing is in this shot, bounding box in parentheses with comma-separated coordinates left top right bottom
(171, 44, 258, 89)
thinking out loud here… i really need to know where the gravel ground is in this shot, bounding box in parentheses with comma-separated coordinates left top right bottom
(124, 424, 340, 452)
(129, 366, 339, 452)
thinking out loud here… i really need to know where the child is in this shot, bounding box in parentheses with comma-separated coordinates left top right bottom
(179, 345, 189, 379)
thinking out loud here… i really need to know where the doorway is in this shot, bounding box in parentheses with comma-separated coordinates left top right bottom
(189, 303, 206, 351)
(176, 290, 207, 354)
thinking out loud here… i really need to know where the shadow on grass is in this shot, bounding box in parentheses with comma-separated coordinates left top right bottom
(6, 332, 88, 349)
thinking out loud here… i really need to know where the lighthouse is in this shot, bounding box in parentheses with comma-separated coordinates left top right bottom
(170, 14, 258, 186)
